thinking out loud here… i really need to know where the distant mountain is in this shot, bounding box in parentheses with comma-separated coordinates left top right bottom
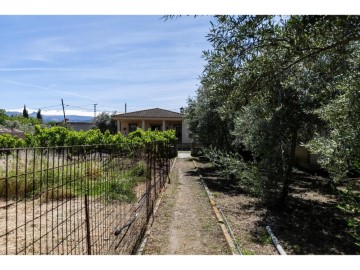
(5, 111, 21, 116)
(5, 111, 94, 123)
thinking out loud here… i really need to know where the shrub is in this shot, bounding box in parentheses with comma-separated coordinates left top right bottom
(0, 134, 26, 149)
(202, 147, 262, 195)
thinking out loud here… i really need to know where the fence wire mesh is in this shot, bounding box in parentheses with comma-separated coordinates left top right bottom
(0, 141, 171, 255)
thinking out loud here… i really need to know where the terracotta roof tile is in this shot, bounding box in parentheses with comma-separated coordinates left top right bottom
(112, 108, 184, 119)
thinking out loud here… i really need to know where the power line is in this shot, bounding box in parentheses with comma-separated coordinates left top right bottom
(40, 104, 63, 110)
(67, 103, 95, 107)
(66, 105, 93, 111)
(30, 102, 129, 115)
(97, 104, 123, 110)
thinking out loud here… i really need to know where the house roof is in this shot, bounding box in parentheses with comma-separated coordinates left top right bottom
(112, 108, 184, 119)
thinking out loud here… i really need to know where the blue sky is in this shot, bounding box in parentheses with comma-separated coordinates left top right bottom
(1, 0, 358, 118)
(0, 15, 212, 116)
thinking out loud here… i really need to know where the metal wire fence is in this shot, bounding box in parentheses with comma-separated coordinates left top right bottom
(0, 141, 171, 255)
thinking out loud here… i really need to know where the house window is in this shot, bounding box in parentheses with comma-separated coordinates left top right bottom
(129, 123, 137, 133)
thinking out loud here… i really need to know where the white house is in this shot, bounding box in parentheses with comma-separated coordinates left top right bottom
(111, 108, 191, 146)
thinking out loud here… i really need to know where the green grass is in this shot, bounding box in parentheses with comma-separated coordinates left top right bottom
(292, 244, 303, 254)
(256, 227, 272, 245)
(0, 154, 147, 203)
(242, 249, 256, 255)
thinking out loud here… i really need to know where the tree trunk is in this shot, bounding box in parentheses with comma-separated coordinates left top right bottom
(280, 129, 298, 206)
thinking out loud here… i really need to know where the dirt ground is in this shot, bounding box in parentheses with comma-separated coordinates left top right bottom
(142, 157, 231, 255)
(3, 152, 356, 255)
(195, 161, 359, 255)
(0, 194, 142, 255)
(194, 161, 278, 255)
(143, 155, 359, 255)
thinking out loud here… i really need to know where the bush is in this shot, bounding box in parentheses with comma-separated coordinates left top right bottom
(17, 125, 175, 151)
(202, 147, 262, 195)
(337, 188, 360, 251)
(0, 134, 26, 149)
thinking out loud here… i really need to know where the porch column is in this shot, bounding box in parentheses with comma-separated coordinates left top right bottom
(142, 120, 145, 130)
(162, 120, 166, 131)
(117, 119, 121, 132)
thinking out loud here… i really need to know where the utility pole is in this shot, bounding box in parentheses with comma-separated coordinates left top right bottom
(93, 103, 97, 121)
(125, 103, 127, 113)
(61, 99, 66, 122)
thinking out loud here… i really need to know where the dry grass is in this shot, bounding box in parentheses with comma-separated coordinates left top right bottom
(0, 180, 148, 255)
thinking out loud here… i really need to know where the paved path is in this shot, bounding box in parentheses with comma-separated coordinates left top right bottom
(142, 157, 231, 255)
(177, 151, 192, 159)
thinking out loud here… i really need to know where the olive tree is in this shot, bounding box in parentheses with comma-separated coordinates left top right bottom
(188, 15, 360, 207)
(94, 112, 117, 134)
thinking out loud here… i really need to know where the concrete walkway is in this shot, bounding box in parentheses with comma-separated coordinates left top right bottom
(177, 151, 192, 159)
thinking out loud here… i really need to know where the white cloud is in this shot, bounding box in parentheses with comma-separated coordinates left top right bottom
(0, 16, 211, 111)
(43, 109, 95, 116)
(8, 108, 95, 117)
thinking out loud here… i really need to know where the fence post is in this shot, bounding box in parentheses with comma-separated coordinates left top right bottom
(159, 142, 162, 188)
(146, 143, 151, 221)
(162, 141, 166, 188)
(153, 142, 157, 197)
(84, 193, 91, 255)
(168, 142, 171, 184)
(5, 152, 9, 255)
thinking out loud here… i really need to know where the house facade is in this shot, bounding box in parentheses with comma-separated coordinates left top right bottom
(111, 108, 191, 146)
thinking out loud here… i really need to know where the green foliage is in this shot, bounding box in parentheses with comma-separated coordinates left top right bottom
(106, 161, 147, 202)
(0, 109, 7, 124)
(187, 15, 360, 249)
(256, 227, 272, 245)
(202, 147, 262, 195)
(129, 161, 146, 177)
(127, 128, 177, 147)
(0, 172, 36, 199)
(0, 116, 173, 209)
(186, 87, 234, 150)
(0, 108, 43, 134)
(305, 58, 360, 250)
(187, 15, 360, 208)
(241, 249, 256, 255)
(0, 134, 26, 148)
(0, 154, 147, 204)
(22, 105, 29, 118)
(107, 178, 137, 202)
(337, 188, 360, 250)
(94, 112, 117, 134)
(1, 124, 176, 150)
(36, 109, 43, 120)
(307, 76, 360, 181)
